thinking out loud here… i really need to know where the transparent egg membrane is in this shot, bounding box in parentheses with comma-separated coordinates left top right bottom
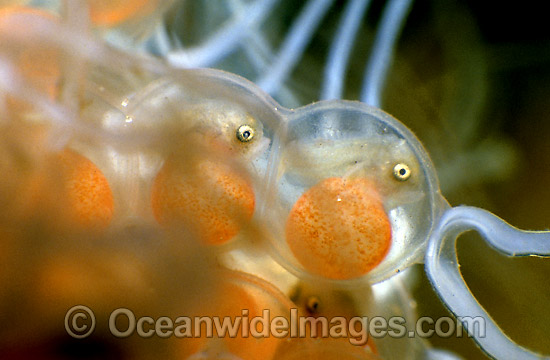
(81, 61, 446, 283)
(0, 19, 446, 360)
(0, 3, 483, 360)
(272, 102, 444, 284)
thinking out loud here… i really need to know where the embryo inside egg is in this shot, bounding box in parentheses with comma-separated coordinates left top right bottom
(274, 103, 435, 283)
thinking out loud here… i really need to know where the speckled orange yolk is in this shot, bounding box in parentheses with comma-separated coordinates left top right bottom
(87, 0, 159, 26)
(286, 177, 391, 280)
(54, 150, 114, 229)
(151, 157, 255, 245)
(178, 282, 279, 360)
(26, 149, 114, 230)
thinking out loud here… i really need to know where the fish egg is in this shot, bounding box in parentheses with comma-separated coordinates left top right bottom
(286, 177, 391, 280)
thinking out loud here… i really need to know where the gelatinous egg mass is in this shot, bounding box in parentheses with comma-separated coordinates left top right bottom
(177, 104, 264, 159)
(286, 177, 391, 280)
(151, 155, 255, 245)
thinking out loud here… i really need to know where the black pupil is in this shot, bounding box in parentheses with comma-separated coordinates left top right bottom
(307, 298, 319, 313)
(311, 301, 318, 310)
(399, 168, 407, 176)
(242, 130, 250, 139)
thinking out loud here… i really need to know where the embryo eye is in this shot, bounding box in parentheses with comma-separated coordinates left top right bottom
(393, 163, 411, 181)
(236, 124, 255, 142)
(306, 296, 320, 314)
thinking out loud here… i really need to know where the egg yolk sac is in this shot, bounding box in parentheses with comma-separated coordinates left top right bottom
(0, 1, 30, 7)
(151, 149, 255, 246)
(0, 6, 60, 104)
(87, 0, 161, 27)
(23, 149, 114, 231)
(286, 177, 391, 280)
(175, 280, 280, 360)
(53, 150, 115, 229)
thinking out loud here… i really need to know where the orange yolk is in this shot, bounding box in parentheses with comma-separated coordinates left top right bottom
(297, 292, 378, 355)
(151, 156, 255, 245)
(177, 282, 279, 360)
(275, 337, 378, 360)
(87, 0, 159, 26)
(0, 6, 60, 101)
(36, 251, 148, 309)
(25, 149, 114, 230)
(53, 150, 114, 229)
(286, 177, 391, 280)
(0, 1, 30, 8)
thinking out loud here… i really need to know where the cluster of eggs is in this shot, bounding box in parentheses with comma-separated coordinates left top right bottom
(0, 2, 446, 359)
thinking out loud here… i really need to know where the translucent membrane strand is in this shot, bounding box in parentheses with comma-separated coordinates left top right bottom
(225, 0, 301, 107)
(256, 0, 335, 95)
(360, 0, 414, 107)
(321, 0, 371, 100)
(166, 0, 280, 68)
(426, 206, 550, 359)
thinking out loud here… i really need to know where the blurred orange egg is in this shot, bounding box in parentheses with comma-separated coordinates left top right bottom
(176, 280, 280, 360)
(0, 1, 29, 9)
(22, 149, 114, 230)
(0, 6, 60, 102)
(87, 0, 160, 27)
(52, 149, 114, 229)
(151, 154, 255, 245)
